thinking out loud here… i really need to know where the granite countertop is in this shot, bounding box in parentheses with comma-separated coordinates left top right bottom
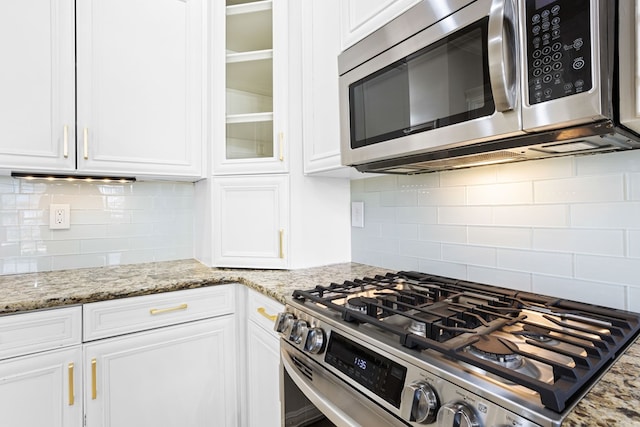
(0, 258, 637, 426)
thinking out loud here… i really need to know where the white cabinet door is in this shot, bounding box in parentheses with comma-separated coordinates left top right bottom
(340, 0, 421, 49)
(301, 0, 351, 177)
(0, 347, 83, 427)
(213, 0, 289, 175)
(245, 289, 283, 427)
(76, 0, 204, 179)
(84, 316, 237, 427)
(213, 175, 289, 268)
(0, 0, 75, 172)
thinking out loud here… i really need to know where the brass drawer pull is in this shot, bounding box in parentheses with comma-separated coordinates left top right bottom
(91, 358, 97, 400)
(149, 303, 188, 316)
(68, 362, 75, 406)
(257, 307, 277, 322)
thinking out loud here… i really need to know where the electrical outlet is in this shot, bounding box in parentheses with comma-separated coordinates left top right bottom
(50, 204, 70, 229)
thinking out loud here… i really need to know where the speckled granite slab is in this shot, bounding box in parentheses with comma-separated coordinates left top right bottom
(0, 259, 637, 426)
(0, 259, 392, 313)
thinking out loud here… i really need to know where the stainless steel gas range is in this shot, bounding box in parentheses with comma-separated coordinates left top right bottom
(275, 271, 640, 427)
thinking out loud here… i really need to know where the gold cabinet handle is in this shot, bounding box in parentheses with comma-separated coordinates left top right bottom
(257, 307, 277, 322)
(279, 229, 285, 259)
(83, 128, 89, 159)
(149, 303, 188, 316)
(63, 125, 69, 158)
(278, 132, 284, 161)
(91, 358, 97, 400)
(68, 362, 75, 406)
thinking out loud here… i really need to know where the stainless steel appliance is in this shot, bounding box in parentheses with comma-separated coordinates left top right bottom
(276, 271, 640, 427)
(338, 0, 640, 174)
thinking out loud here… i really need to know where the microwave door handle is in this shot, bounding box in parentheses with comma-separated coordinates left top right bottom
(488, 0, 518, 112)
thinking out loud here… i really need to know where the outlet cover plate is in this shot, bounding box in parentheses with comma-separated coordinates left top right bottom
(50, 204, 70, 229)
(351, 201, 364, 228)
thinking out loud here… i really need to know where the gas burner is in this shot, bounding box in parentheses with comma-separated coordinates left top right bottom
(346, 296, 377, 313)
(519, 324, 554, 343)
(467, 336, 524, 370)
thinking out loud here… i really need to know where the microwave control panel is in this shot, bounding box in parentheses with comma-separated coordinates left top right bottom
(525, 0, 592, 105)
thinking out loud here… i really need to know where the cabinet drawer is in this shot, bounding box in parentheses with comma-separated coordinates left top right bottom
(0, 306, 82, 360)
(247, 289, 283, 338)
(83, 285, 235, 341)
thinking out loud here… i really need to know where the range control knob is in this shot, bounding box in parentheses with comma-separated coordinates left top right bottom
(304, 327, 325, 354)
(274, 312, 295, 335)
(290, 319, 308, 345)
(436, 402, 480, 427)
(404, 382, 439, 424)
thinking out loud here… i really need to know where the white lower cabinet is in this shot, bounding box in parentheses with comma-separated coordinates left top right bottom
(84, 316, 236, 427)
(0, 346, 83, 427)
(0, 306, 83, 427)
(82, 285, 237, 427)
(244, 289, 283, 427)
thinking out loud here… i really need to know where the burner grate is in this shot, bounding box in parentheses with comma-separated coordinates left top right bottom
(291, 271, 640, 413)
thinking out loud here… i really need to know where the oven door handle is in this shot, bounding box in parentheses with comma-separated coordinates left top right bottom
(488, 0, 518, 112)
(282, 350, 363, 427)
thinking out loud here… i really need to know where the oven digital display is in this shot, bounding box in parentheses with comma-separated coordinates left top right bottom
(325, 332, 407, 408)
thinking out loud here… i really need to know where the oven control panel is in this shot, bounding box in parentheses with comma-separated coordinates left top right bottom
(525, 0, 592, 104)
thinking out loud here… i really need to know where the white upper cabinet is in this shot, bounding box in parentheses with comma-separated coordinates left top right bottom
(76, 0, 204, 179)
(0, 0, 76, 172)
(301, 0, 350, 177)
(0, 0, 204, 180)
(212, 0, 288, 174)
(340, 0, 421, 49)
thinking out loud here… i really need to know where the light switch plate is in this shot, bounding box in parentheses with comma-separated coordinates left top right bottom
(351, 202, 364, 228)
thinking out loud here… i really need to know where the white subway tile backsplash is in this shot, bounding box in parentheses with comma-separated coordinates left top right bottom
(496, 156, 573, 183)
(417, 187, 466, 206)
(628, 286, 640, 312)
(468, 226, 532, 249)
(532, 275, 626, 309)
(380, 189, 417, 207)
(467, 182, 533, 205)
(396, 206, 438, 224)
(417, 259, 467, 278)
(534, 175, 624, 204)
(439, 206, 492, 225)
(629, 230, 640, 258)
(629, 172, 640, 201)
(576, 150, 640, 175)
(533, 228, 624, 256)
(442, 244, 496, 267)
(493, 205, 568, 227)
(497, 248, 573, 276)
(364, 175, 398, 192)
(398, 173, 439, 189)
(0, 176, 194, 274)
(399, 240, 441, 259)
(467, 266, 532, 292)
(575, 255, 640, 286)
(571, 202, 640, 229)
(419, 224, 467, 243)
(382, 223, 419, 240)
(440, 165, 498, 187)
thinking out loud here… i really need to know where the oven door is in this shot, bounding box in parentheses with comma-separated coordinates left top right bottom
(280, 344, 407, 427)
(339, 0, 522, 168)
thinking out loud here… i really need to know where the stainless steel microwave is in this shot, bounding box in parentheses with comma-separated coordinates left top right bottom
(338, 0, 640, 174)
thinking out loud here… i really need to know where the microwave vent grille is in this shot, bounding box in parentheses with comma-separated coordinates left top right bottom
(408, 150, 526, 171)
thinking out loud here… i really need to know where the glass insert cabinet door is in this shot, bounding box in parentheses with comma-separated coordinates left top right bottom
(219, 0, 287, 173)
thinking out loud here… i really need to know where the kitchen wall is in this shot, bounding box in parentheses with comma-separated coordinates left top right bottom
(0, 176, 194, 275)
(351, 150, 640, 312)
